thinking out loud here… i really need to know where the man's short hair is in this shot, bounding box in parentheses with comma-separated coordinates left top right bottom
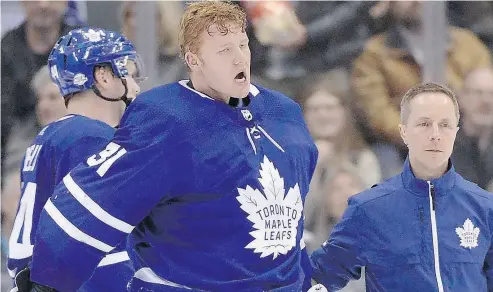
(400, 82, 460, 124)
(178, 1, 247, 60)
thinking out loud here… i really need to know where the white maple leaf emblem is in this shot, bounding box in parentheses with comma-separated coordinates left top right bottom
(455, 218, 480, 249)
(83, 29, 105, 42)
(236, 156, 303, 259)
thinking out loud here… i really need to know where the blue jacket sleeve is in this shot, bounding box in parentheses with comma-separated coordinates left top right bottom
(301, 239, 314, 291)
(485, 211, 493, 291)
(310, 198, 366, 291)
(30, 98, 187, 291)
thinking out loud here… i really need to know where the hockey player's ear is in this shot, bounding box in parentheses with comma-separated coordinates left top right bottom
(93, 66, 113, 89)
(185, 51, 201, 71)
(399, 123, 408, 146)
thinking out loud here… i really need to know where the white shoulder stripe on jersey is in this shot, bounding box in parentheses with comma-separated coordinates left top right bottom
(97, 251, 130, 267)
(134, 268, 193, 289)
(64, 173, 134, 233)
(44, 199, 114, 253)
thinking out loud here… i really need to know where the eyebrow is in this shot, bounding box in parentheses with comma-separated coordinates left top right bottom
(416, 117, 452, 122)
(218, 38, 249, 47)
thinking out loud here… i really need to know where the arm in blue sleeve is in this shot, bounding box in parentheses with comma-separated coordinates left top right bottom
(485, 214, 493, 291)
(30, 98, 186, 291)
(301, 239, 314, 292)
(310, 198, 366, 291)
(7, 132, 112, 277)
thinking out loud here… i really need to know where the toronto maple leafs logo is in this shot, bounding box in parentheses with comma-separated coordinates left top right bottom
(83, 29, 105, 42)
(455, 218, 480, 249)
(236, 156, 303, 259)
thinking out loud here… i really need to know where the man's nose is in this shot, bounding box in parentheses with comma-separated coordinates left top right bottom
(430, 123, 441, 140)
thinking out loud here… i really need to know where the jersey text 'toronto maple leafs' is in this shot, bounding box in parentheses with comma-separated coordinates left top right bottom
(236, 156, 303, 259)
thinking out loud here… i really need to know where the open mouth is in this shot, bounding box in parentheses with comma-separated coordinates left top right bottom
(234, 71, 246, 83)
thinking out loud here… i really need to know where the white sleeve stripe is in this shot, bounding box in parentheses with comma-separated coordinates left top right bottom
(64, 173, 134, 233)
(7, 267, 16, 278)
(7, 242, 33, 259)
(97, 251, 130, 267)
(44, 199, 114, 253)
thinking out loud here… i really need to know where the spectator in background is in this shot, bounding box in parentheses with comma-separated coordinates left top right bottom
(447, 2, 493, 52)
(3, 65, 67, 177)
(301, 73, 383, 189)
(304, 162, 365, 253)
(64, 0, 86, 27)
(301, 73, 387, 261)
(121, 1, 186, 85)
(1, 0, 75, 181)
(351, 0, 491, 158)
(33, 65, 68, 127)
(304, 163, 366, 292)
(453, 67, 493, 191)
(242, 1, 375, 99)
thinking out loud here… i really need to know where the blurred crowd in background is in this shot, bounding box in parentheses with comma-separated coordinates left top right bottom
(2, 1, 493, 291)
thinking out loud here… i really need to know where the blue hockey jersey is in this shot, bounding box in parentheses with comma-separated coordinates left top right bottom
(31, 81, 318, 291)
(7, 115, 133, 292)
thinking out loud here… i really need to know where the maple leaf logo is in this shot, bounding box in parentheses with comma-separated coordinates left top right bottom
(83, 29, 105, 42)
(236, 156, 303, 259)
(455, 218, 480, 249)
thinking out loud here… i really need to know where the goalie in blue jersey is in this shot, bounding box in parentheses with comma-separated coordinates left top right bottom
(8, 27, 145, 292)
(30, 2, 324, 291)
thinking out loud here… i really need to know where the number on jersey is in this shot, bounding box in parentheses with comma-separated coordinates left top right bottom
(9, 182, 36, 259)
(87, 142, 127, 177)
(23, 145, 42, 172)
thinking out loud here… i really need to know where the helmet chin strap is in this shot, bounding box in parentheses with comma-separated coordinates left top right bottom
(91, 78, 133, 107)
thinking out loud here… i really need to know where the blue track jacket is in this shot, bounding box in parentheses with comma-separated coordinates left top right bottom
(311, 159, 493, 292)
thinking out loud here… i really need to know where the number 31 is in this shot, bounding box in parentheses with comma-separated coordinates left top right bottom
(86, 142, 127, 177)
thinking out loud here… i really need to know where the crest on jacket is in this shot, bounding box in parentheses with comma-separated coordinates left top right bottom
(455, 218, 480, 249)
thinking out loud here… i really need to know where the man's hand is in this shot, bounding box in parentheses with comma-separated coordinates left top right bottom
(11, 267, 57, 292)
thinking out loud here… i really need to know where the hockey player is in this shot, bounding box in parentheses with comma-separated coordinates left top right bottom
(8, 27, 145, 292)
(30, 2, 323, 291)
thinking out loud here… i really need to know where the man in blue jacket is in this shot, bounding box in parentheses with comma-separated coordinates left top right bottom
(311, 82, 493, 291)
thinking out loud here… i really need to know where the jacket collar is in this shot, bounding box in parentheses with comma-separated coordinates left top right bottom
(401, 157, 456, 197)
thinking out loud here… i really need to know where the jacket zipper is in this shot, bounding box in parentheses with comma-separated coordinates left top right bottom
(427, 182, 444, 292)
